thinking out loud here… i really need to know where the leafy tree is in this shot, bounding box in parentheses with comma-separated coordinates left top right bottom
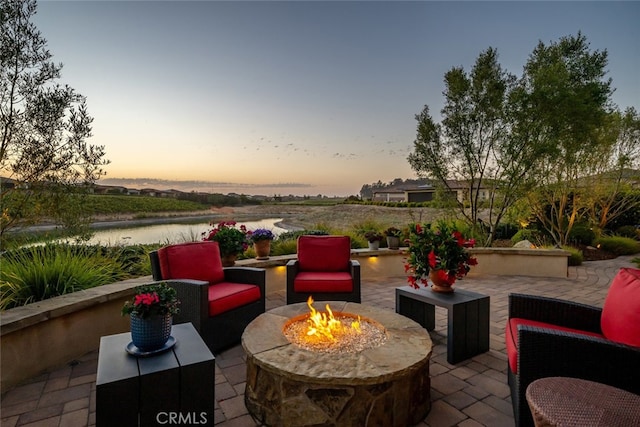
(517, 33, 615, 245)
(0, 0, 109, 246)
(582, 107, 640, 234)
(408, 48, 540, 245)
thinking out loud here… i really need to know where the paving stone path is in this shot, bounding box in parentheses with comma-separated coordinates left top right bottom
(1, 255, 636, 427)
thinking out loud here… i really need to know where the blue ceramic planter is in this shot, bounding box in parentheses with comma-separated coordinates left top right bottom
(130, 314, 172, 351)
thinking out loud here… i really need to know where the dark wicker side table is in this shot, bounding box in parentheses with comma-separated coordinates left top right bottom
(526, 377, 640, 427)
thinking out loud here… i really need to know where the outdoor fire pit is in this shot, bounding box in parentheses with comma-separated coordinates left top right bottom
(242, 300, 432, 426)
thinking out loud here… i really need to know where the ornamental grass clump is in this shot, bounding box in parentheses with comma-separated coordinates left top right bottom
(202, 220, 249, 256)
(0, 244, 122, 310)
(121, 282, 180, 319)
(404, 221, 477, 289)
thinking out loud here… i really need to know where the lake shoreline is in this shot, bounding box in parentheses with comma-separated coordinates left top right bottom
(17, 204, 447, 236)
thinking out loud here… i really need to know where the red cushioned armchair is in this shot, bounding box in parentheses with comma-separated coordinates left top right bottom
(505, 268, 640, 427)
(149, 241, 265, 354)
(286, 235, 361, 304)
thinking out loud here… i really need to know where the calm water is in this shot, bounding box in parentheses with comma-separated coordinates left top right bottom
(80, 218, 288, 246)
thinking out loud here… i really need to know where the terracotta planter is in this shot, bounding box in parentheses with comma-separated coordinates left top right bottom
(253, 240, 271, 260)
(221, 253, 238, 267)
(429, 270, 455, 293)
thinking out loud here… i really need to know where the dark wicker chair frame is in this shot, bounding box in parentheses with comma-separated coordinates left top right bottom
(286, 259, 361, 304)
(507, 293, 640, 427)
(150, 251, 266, 354)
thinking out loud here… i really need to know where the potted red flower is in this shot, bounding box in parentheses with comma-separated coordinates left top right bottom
(202, 221, 250, 266)
(404, 222, 478, 293)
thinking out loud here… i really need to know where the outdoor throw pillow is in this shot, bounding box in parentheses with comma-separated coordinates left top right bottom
(600, 267, 640, 347)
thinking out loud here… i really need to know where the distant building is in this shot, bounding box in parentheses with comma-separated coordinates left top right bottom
(371, 180, 492, 204)
(371, 190, 405, 202)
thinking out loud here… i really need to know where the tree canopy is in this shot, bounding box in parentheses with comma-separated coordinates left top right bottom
(408, 32, 638, 246)
(1, 0, 109, 244)
(408, 48, 538, 245)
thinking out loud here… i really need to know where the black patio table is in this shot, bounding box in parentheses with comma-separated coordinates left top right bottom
(396, 285, 490, 364)
(96, 322, 215, 427)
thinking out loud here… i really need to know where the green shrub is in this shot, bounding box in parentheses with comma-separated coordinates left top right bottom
(277, 230, 306, 241)
(494, 223, 519, 240)
(271, 239, 298, 256)
(511, 229, 541, 245)
(347, 233, 368, 249)
(110, 245, 154, 276)
(568, 223, 595, 245)
(632, 257, 640, 268)
(615, 225, 640, 240)
(0, 245, 124, 310)
(561, 246, 584, 266)
(352, 218, 384, 233)
(593, 236, 640, 255)
(277, 229, 330, 242)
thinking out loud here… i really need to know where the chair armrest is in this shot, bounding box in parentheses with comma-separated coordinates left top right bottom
(286, 259, 299, 273)
(149, 250, 162, 281)
(223, 267, 266, 297)
(349, 260, 361, 302)
(286, 260, 300, 295)
(162, 279, 210, 331)
(509, 293, 602, 333)
(517, 325, 640, 395)
(349, 260, 361, 285)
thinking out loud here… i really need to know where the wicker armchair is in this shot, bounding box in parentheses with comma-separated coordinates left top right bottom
(149, 241, 265, 354)
(286, 235, 361, 304)
(506, 268, 640, 427)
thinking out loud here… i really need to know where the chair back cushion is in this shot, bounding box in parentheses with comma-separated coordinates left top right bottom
(297, 235, 351, 272)
(601, 267, 640, 347)
(157, 241, 225, 284)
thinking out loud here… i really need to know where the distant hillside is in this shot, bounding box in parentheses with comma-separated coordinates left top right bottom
(98, 178, 312, 195)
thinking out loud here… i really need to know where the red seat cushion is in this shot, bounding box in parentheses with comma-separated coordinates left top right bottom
(158, 241, 225, 284)
(293, 272, 353, 293)
(297, 236, 351, 272)
(208, 282, 261, 316)
(601, 268, 640, 347)
(505, 318, 605, 374)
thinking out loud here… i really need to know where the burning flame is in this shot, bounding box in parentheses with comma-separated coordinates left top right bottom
(306, 296, 360, 342)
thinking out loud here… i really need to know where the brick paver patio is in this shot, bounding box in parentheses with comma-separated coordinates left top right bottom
(1, 255, 636, 427)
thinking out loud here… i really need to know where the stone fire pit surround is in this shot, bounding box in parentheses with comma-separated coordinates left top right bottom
(242, 301, 432, 426)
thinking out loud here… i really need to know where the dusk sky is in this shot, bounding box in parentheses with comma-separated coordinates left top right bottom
(34, 1, 640, 197)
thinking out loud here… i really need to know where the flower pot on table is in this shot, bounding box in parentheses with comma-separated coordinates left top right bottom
(130, 313, 173, 351)
(429, 270, 455, 293)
